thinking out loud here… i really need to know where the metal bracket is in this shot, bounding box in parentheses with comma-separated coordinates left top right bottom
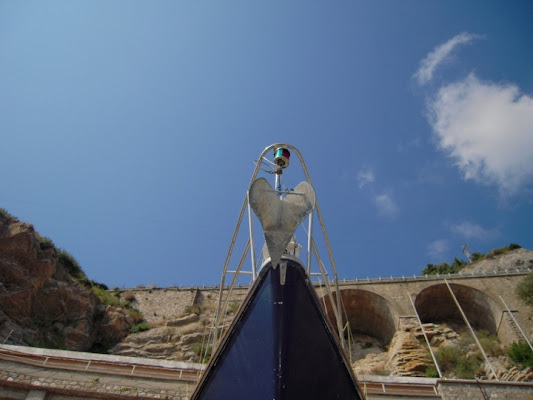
(280, 261, 287, 285)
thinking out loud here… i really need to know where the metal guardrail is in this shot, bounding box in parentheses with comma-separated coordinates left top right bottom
(110, 284, 244, 292)
(112, 267, 532, 292)
(0, 346, 203, 382)
(359, 381, 440, 397)
(332, 267, 532, 286)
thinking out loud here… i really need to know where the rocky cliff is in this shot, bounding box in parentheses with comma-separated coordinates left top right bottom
(0, 211, 131, 351)
(351, 319, 533, 382)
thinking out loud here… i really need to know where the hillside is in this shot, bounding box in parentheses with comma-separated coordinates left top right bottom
(0, 210, 132, 351)
(461, 248, 533, 274)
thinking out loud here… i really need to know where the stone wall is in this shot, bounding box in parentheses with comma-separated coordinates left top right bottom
(0, 360, 193, 400)
(439, 379, 533, 400)
(127, 272, 533, 348)
(109, 271, 533, 370)
(123, 288, 199, 325)
(0, 345, 203, 400)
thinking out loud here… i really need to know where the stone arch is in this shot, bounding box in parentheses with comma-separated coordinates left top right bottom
(414, 283, 499, 334)
(324, 289, 397, 346)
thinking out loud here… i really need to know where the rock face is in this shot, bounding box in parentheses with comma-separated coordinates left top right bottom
(385, 331, 429, 376)
(351, 318, 533, 382)
(108, 291, 235, 363)
(109, 315, 211, 362)
(0, 213, 131, 351)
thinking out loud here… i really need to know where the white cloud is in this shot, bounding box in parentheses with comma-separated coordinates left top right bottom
(427, 239, 449, 259)
(449, 221, 499, 240)
(375, 193, 398, 216)
(357, 167, 375, 188)
(414, 32, 482, 86)
(428, 74, 533, 195)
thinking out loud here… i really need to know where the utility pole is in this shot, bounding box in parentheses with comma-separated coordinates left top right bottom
(462, 244, 472, 263)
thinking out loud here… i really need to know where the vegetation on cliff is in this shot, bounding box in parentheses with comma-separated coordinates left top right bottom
(422, 243, 522, 275)
(0, 207, 15, 221)
(37, 234, 147, 331)
(507, 342, 533, 368)
(516, 273, 533, 306)
(424, 330, 504, 379)
(0, 207, 148, 352)
(513, 272, 533, 367)
(423, 257, 468, 275)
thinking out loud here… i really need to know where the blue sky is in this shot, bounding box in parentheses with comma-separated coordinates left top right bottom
(1, 2, 532, 288)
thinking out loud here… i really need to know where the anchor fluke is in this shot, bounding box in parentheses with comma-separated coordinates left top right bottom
(248, 177, 315, 269)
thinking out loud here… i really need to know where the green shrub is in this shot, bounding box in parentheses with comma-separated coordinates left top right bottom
(517, 274, 533, 305)
(488, 243, 522, 258)
(127, 308, 143, 324)
(478, 330, 503, 356)
(435, 345, 482, 379)
(423, 258, 467, 275)
(57, 248, 86, 280)
(47, 244, 108, 290)
(92, 286, 121, 307)
(91, 287, 143, 325)
(454, 351, 483, 379)
(191, 342, 212, 363)
(508, 342, 533, 367)
(89, 280, 108, 290)
(425, 366, 439, 378)
(38, 236, 55, 251)
(435, 345, 463, 372)
(92, 288, 145, 325)
(130, 322, 150, 334)
(423, 263, 450, 275)
(0, 208, 15, 221)
(424, 243, 522, 274)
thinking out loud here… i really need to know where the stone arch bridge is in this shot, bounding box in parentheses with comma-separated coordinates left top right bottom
(311, 269, 532, 348)
(122, 268, 533, 351)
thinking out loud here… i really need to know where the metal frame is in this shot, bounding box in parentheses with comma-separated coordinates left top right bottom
(210, 143, 346, 349)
